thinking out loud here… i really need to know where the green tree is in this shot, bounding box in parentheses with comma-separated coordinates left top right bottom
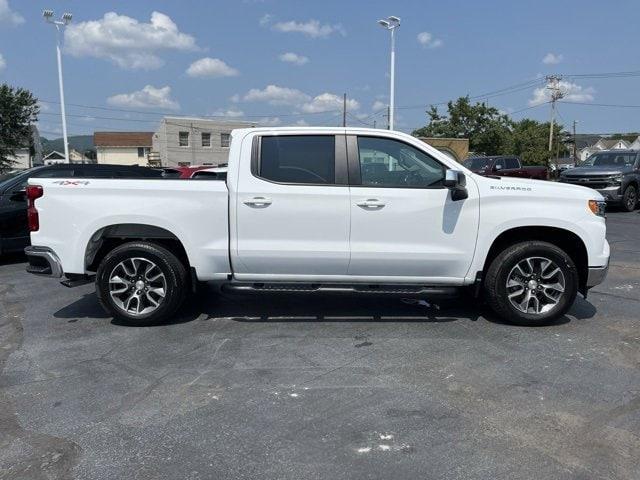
(412, 96, 512, 156)
(505, 118, 567, 166)
(0, 84, 39, 171)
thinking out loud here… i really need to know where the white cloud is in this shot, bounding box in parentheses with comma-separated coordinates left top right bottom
(258, 117, 282, 126)
(243, 84, 310, 106)
(542, 52, 563, 65)
(187, 57, 239, 78)
(211, 107, 245, 118)
(107, 85, 180, 110)
(372, 100, 387, 111)
(272, 19, 344, 38)
(279, 52, 309, 66)
(0, 0, 23, 26)
(65, 11, 198, 69)
(294, 119, 309, 126)
(528, 80, 595, 106)
(417, 32, 443, 49)
(301, 93, 359, 113)
(259, 13, 273, 26)
(0, 53, 5, 72)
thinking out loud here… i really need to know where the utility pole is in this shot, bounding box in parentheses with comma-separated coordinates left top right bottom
(572, 120, 578, 166)
(546, 75, 564, 175)
(43, 10, 72, 164)
(385, 105, 391, 130)
(342, 93, 347, 127)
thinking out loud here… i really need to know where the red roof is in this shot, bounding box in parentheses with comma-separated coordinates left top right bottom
(94, 132, 153, 147)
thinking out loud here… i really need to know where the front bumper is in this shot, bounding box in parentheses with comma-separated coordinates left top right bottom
(586, 262, 609, 288)
(594, 186, 623, 203)
(24, 246, 63, 278)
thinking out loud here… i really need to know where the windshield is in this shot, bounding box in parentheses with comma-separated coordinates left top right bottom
(582, 152, 637, 167)
(463, 158, 491, 170)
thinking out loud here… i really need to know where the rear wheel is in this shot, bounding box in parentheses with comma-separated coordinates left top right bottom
(96, 241, 187, 325)
(622, 184, 637, 212)
(484, 241, 578, 325)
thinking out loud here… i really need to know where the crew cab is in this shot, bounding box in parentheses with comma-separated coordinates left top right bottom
(464, 156, 548, 180)
(559, 149, 640, 211)
(25, 128, 609, 326)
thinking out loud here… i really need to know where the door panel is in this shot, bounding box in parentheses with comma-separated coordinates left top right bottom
(348, 135, 480, 281)
(234, 135, 351, 277)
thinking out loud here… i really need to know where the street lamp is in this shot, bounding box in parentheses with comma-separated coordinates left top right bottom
(43, 9, 72, 164)
(378, 15, 400, 130)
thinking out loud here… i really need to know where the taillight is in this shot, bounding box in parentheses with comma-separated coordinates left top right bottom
(26, 185, 43, 232)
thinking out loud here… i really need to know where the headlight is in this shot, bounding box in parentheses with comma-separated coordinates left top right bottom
(588, 200, 606, 217)
(610, 174, 623, 185)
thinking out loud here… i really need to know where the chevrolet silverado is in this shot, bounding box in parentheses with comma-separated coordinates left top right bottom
(24, 128, 609, 326)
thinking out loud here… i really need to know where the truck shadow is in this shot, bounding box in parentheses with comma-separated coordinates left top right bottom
(53, 287, 598, 327)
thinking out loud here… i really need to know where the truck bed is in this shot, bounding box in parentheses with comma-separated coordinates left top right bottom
(29, 178, 231, 280)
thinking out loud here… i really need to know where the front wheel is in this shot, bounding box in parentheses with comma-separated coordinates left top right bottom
(96, 241, 188, 326)
(484, 241, 578, 326)
(622, 184, 637, 212)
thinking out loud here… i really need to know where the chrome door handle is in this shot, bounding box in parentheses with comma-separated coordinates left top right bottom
(356, 199, 386, 209)
(243, 196, 272, 207)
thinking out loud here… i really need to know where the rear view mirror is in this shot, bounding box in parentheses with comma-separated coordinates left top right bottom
(443, 170, 468, 201)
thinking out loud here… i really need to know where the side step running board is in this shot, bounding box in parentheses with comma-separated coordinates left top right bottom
(221, 283, 459, 298)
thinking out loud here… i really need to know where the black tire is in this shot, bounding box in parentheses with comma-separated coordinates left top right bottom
(484, 241, 578, 326)
(621, 184, 637, 212)
(96, 241, 188, 326)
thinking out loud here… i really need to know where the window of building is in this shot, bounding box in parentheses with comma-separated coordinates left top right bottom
(220, 133, 231, 148)
(178, 162, 191, 167)
(202, 132, 211, 147)
(259, 135, 335, 184)
(137, 147, 150, 158)
(179, 131, 189, 147)
(357, 136, 444, 188)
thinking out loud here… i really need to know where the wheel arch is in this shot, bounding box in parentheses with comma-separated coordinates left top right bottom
(481, 226, 589, 293)
(85, 224, 190, 273)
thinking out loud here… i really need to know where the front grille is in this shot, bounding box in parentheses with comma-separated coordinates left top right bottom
(562, 176, 614, 189)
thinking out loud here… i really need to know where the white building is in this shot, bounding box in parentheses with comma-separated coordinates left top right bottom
(579, 138, 631, 161)
(8, 125, 43, 170)
(94, 132, 153, 166)
(152, 117, 257, 167)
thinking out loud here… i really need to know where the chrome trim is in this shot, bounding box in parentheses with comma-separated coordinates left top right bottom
(24, 246, 63, 278)
(586, 263, 609, 288)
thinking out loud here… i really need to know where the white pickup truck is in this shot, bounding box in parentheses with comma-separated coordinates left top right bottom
(25, 128, 610, 326)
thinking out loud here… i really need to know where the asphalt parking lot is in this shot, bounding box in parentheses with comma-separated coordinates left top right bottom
(1, 211, 639, 480)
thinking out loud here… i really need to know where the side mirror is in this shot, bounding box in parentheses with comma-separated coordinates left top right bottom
(443, 170, 468, 201)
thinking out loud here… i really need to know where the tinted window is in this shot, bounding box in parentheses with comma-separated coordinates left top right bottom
(494, 158, 506, 169)
(463, 158, 490, 170)
(505, 158, 520, 169)
(357, 136, 444, 188)
(259, 136, 335, 184)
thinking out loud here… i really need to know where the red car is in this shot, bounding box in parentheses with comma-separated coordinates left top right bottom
(463, 156, 548, 180)
(162, 165, 217, 179)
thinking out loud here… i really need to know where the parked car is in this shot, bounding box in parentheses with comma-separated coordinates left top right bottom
(559, 150, 640, 211)
(0, 164, 163, 255)
(25, 128, 609, 326)
(464, 156, 548, 180)
(162, 165, 217, 178)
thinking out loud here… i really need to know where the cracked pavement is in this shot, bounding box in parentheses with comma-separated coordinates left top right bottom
(1, 211, 639, 479)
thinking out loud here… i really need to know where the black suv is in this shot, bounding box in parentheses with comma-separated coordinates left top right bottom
(559, 150, 640, 211)
(0, 164, 163, 255)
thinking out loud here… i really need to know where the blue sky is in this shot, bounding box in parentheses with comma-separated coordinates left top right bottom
(1, 0, 639, 139)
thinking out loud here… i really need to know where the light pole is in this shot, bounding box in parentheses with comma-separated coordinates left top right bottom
(43, 9, 72, 164)
(378, 16, 400, 130)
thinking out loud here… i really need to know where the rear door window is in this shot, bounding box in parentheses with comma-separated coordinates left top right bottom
(258, 135, 335, 184)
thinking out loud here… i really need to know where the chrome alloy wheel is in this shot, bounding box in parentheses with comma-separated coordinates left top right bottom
(109, 257, 167, 316)
(506, 256, 566, 315)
